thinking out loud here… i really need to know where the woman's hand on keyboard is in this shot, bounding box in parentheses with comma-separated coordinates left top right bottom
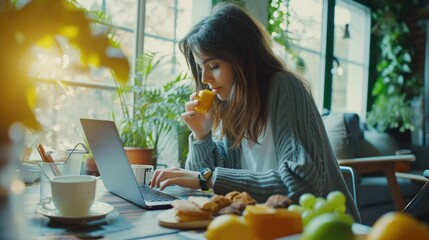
(150, 167, 204, 191)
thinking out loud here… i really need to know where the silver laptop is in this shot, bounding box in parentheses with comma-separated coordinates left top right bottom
(80, 118, 182, 209)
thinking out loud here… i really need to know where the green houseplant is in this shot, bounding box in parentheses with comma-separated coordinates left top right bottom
(267, 0, 305, 72)
(367, 0, 422, 134)
(115, 52, 192, 167)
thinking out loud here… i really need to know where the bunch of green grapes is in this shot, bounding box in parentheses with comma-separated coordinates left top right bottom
(288, 191, 349, 226)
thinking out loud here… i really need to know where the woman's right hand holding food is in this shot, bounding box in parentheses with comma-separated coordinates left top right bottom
(181, 90, 216, 140)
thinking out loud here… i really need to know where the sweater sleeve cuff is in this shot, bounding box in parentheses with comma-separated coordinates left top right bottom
(188, 132, 215, 158)
(211, 167, 240, 194)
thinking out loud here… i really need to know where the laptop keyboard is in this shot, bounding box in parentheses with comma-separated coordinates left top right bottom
(139, 185, 178, 202)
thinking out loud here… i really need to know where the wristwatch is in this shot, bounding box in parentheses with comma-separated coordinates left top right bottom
(198, 167, 212, 191)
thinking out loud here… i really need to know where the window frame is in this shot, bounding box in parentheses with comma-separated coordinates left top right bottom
(324, 0, 373, 117)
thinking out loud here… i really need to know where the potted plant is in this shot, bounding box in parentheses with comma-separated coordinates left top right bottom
(115, 51, 192, 167)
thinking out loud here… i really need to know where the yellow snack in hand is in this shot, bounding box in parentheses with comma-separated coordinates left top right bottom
(194, 89, 216, 113)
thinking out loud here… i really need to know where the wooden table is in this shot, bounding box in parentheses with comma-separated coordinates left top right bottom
(21, 180, 371, 239)
(338, 154, 416, 211)
(23, 180, 204, 239)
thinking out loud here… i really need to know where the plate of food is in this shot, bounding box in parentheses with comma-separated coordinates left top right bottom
(158, 191, 273, 230)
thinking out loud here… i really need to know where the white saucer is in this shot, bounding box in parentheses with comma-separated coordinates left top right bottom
(37, 201, 114, 224)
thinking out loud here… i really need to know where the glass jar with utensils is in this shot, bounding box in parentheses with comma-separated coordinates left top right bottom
(37, 143, 90, 206)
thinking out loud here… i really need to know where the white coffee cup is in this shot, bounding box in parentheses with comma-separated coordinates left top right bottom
(50, 175, 97, 217)
(131, 164, 154, 186)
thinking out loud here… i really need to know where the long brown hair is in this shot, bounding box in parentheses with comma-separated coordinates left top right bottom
(179, 3, 287, 148)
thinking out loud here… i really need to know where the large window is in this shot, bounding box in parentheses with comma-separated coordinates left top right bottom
(286, 0, 325, 109)
(285, 0, 371, 117)
(29, 1, 211, 167)
(331, 0, 371, 117)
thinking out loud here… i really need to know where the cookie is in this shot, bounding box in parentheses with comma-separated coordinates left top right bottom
(225, 191, 241, 201)
(231, 192, 257, 205)
(265, 194, 293, 208)
(210, 194, 232, 212)
(215, 202, 247, 216)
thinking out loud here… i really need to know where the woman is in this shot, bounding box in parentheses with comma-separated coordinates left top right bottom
(150, 3, 360, 221)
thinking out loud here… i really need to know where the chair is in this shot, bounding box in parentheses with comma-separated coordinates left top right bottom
(323, 112, 424, 225)
(340, 166, 358, 207)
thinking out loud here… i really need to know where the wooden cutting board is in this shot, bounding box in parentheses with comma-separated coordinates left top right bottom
(157, 209, 212, 229)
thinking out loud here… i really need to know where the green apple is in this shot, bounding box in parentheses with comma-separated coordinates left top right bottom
(302, 213, 354, 240)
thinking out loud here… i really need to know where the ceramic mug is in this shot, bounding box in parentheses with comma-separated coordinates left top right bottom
(50, 175, 97, 217)
(38, 158, 83, 205)
(131, 164, 154, 186)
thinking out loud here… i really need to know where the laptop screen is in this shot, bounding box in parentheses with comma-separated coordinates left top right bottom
(80, 118, 148, 207)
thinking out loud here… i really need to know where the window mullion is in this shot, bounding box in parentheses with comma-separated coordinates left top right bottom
(135, 0, 146, 86)
(323, 0, 336, 110)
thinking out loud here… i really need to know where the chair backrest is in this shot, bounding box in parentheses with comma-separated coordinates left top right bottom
(324, 112, 399, 158)
(340, 166, 359, 208)
(323, 112, 363, 159)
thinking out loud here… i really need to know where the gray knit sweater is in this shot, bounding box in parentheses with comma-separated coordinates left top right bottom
(185, 71, 361, 222)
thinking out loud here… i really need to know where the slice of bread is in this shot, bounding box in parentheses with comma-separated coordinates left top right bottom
(171, 200, 212, 222)
(189, 196, 218, 212)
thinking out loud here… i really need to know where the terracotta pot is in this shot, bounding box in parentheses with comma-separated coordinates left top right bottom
(85, 157, 100, 176)
(124, 147, 154, 166)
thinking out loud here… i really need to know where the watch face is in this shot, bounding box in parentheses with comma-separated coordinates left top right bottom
(199, 167, 212, 181)
(198, 168, 211, 191)
(202, 169, 211, 180)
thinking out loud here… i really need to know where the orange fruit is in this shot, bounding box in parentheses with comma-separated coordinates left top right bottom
(205, 214, 256, 240)
(194, 90, 215, 113)
(366, 212, 429, 240)
(243, 205, 302, 240)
